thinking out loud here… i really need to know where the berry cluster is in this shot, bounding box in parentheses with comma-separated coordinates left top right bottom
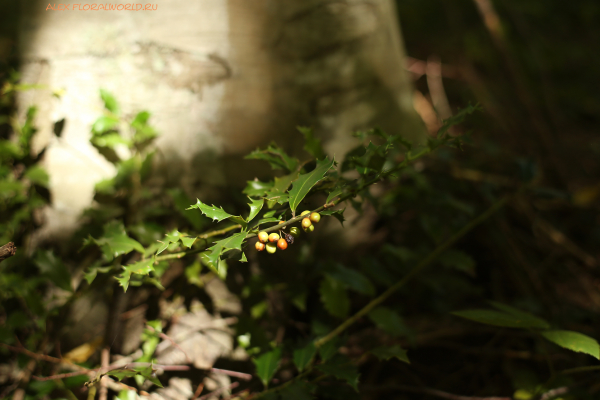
(255, 211, 321, 254)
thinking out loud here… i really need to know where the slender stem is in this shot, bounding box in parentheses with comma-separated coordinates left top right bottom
(314, 195, 509, 348)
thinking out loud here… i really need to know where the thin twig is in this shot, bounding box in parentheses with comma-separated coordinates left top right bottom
(32, 363, 190, 381)
(0, 242, 16, 263)
(363, 384, 511, 400)
(210, 368, 252, 381)
(146, 324, 192, 363)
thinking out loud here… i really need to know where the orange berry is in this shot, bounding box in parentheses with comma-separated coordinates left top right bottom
(255, 241, 265, 251)
(277, 238, 288, 250)
(268, 233, 280, 242)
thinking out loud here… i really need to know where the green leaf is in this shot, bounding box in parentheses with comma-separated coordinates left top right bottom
(168, 189, 209, 230)
(326, 187, 344, 204)
(317, 356, 360, 391)
(452, 307, 549, 329)
(437, 103, 480, 138)
(253, 347, 282, 387)
(318, 337, 339, 362)
(180, 236, 196, 248)
(298, 126, 325, 160)
(84, 265, 112, 285)
(293, 342, 316, 372)
(205, 232, 248, 267)
(243, 179, 273, 197)
(326, 264, 374, 295)
(278, 381, 315, 400)
(187, 199, 242, 223)
(320, 275, 350, 319)
(439, 249, 476, 276)
(24, 165, 49, 187)
(320, 208, 345, 226)
(115, 272, 132, 292)
(370, 345, 410, 363)
(92, 116, 120, 135)
(245, 142, 299, 172)
(100, 88, 120, 114)
(288, 157, 335, 214)
(247, 198, 264, 223)
(34, 251, 72, 292)
(541, 330, 599, 359)
(122, 259, 154, 276)
(93, 221, 145, 261)
(368, 307, 408, 337)
(488, 302, 550, 329)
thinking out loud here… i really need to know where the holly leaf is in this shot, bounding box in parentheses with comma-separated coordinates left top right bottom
(288, 157, 335, 214)
(253, 347, 282, 387)
(34, 251, 72, 292)
(84, 265, 112, 285)
(326, 263, 374, 295)
(245, 142, 299, 172)
(317, 356, 360, 391)
(370, 345, 410, 363)
(247, 198, 264, 223)
(298, 126, 325, 160)
(100, 88, 120, 115)
(293, 342, 316, 372)
(368, 307, 408, 337)
(90, 221, 145, 261)
(320, 275, 350, 319)
(205, 232, 248, 267)
(187, 199, 243, 224)
(244, 179, 274, 197)
(320, 208, 345, 226)
(122, 259, 154, 276)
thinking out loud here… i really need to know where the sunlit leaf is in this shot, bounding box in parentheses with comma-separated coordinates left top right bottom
(288, 157, 335, 214)
(247, 198, 264, 223)
(541, 330, 599, 359)
(100, 88, 120, 114)
(245, 142, 299, 172)
(187, 199, 242, 223)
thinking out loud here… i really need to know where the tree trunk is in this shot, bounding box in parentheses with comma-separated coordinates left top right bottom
(14, 0, 426, 237)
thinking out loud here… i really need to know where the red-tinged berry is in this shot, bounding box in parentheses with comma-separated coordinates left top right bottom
(289, 227, 300, 238)
(268, 233, 280, 242)
(302, 218, 312, 228)
(258, 231, 269, 243)
(255, 241, 265, 251)
(309, 212, 321, 223)
(277, 238, 288, 250)
(266, 242, 277, 254)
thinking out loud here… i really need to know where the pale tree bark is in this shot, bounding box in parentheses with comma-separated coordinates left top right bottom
(14, 0, 426, 238)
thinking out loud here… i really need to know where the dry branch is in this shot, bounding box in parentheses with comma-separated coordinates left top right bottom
(0, 242, 17, 263)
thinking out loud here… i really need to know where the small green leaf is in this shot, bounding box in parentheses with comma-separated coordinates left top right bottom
(488, 302, 550, 329)
(370, 345, 410, 363)
(247, 198, 264, 223)
(326, 263, 374, 295)
(452, 308, 549, 329)
(205, 232, 248, 267)
(122, 259, 154, 276)
(245, 142, 299, 172)
(24, 165, 49, 187)
(293, 342, 316, 372)
(243, 179, 273, 197)
(320, 208, 345, 226)
(180, 236, 196, 248)
(100, 88, 120, 114)
(34, 251, 72, 292)
(92, 221, 145, 261)
(187, 199, 242, 223)
(541, 330, 599, 359)
(318, 337, 339, 362)
(326, 187, 344, 204)
(84, 265, 112, 285)
(317, 356, 360, 391)
(288, 157, 335, 214)
(92, 116, 120, 135)
(254, 347, 282, 387)
(368, 307, 408, 337)
(298, 126, 325, 160)
(320, 275, 349, 319)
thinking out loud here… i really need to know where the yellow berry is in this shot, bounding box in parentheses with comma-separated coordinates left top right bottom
(301, 210, 310, 216)
(303, 224, 315, 233)
(301, 218, 312, 228)
(310, 212, 321, 223)
(266, 242, 277, 254)
(258, 231, 269, 243)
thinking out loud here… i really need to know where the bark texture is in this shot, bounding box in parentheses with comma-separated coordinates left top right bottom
(14, 0, 426, 237)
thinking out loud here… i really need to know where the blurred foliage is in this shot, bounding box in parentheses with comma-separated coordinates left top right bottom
(1, 1, 600, 399)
